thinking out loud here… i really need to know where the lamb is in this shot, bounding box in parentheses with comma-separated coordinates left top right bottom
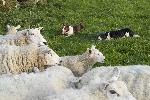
(0, 66, 77, 100)
(60, 45, 105, 76)
(75, 65, 150, 100)
(0, 43, 60, 74)
(0, 27, 47, 46)
(45, 67, 136, 100)
(6, 24, 21, 34)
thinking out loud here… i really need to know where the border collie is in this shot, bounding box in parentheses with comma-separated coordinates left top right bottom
(98, 28, 140, 40)
(62, 23, 85, 37)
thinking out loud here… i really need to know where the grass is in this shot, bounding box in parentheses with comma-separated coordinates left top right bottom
(0, 0, 150, 67)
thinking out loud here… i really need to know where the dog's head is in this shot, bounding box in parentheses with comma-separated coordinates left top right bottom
(62, 24, 70, 34)
(98, 32, 108, 40)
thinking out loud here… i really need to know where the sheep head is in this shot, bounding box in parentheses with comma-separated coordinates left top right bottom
(6, 24, 21, 34)
(86, 45, 105, 63)
(100, 68, 136, 100)
(23, 27, 47, 46)
(38, 45, 61, 68)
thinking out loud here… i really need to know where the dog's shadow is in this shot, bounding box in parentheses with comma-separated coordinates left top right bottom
(74, 32, 102, 41)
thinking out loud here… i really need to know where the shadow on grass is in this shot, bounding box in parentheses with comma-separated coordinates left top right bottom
(74, 32, 103, 41)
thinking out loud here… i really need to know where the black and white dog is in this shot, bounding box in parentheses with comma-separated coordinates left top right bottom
(98, 28, 140, 40)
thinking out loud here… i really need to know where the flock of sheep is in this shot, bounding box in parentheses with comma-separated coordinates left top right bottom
(0, 25, 149, 100)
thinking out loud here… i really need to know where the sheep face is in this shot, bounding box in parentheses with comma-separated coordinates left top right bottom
(38, 46, 61, 67)
(100, 81, 136, 100)
(6, 25, 21, 34)
(27, 27, 47, 45)
(87, 45, 105, 63)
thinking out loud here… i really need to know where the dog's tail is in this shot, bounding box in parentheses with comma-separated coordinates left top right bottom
(133, 34, 140, 37)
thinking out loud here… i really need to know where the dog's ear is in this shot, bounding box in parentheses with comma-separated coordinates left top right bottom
(79, 22, 85, 29)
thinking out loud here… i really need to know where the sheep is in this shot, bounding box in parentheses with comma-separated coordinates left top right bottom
(45, 67, 136, 100)
(0, 27, 47, 46)
(74, 65, 150, 100)
(0, 43, 60, 74)
(60, 45, 105, 77)
(6, 24, 21, 34)
(0, 66, 77, 100)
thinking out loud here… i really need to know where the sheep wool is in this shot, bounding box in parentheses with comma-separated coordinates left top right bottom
(0, 66, 76, 100)
(0, 44, 60, 74)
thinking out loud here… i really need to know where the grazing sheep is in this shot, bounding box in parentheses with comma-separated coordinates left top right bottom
(0, 27, 47, 46)
(0, 66, 76, 100)
(75, 65, 150, 100)
(60, 45, 105, 76)
(6, 24, 21, 34)
(0, 43, 60, 74)
(45, 68, 136, 100)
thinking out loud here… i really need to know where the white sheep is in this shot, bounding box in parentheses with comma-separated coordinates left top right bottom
(45, 67, 136, 100)
(0, 66, 76, 100)
(0, 43, 60, 74)
(6, 24, 21, 34)
(0, 27, 47, 46)
(75, 65, 150, 100)
(60, 45, 105, 76)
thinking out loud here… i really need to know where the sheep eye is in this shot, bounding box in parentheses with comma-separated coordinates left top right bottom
(109, 90, 120, 97)
(109, 90, 117, 94)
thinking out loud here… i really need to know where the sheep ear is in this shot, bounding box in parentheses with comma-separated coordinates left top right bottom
(38, 27, 43, 30)
(15, 25, 21, 29)
(109, 67, 120, 82)
(99, 82, 109, 91)
(91, 45, 96, 49)
(6, 25, 11, 29)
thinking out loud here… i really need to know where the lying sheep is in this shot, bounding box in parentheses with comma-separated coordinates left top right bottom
(75, 65, 150, 100)
(0, 43, 60, 74)
(0, 66, 76, 100)
(0, 27, 47, 46)
(60, 45, 105, 76)
(45, 67, 136, 100)
(6, 24, 21, 34)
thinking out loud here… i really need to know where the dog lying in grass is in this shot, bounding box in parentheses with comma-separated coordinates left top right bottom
(98, 28, 140, 40)
(62, 23, 85, 37)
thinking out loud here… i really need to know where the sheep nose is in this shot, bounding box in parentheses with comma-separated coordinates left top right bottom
(43, 42, 48, 45)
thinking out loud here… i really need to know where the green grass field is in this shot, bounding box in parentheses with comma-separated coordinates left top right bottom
(0, 0, 150, 67)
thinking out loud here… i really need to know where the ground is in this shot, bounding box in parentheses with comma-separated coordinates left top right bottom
(0, 0, 149, 66)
